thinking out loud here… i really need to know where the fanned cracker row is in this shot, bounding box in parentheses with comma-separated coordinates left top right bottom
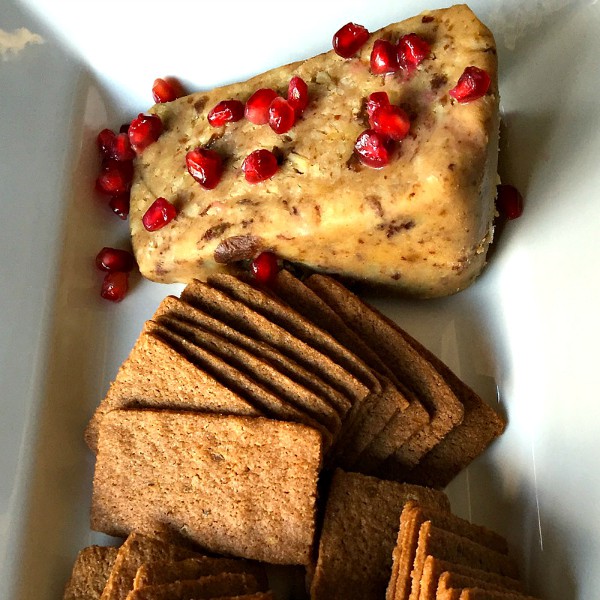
(385, 501, 541, 600)
(91, 410, 321, 565)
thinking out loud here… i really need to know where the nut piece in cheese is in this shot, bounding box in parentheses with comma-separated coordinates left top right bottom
(129, 4, 499, 298)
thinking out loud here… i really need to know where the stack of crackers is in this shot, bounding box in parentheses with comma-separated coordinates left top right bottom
(63, 532, 273, 600)
(70, 270, 532, 598)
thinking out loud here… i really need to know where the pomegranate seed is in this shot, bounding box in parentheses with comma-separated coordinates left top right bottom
(142, 197, 177, 231)
(333, 22, 369, 58)
(449, 66, 491, 103)
(95, 247, 135, 272)
(245, 88, 278, 125)
(110, 132, 135, 161)
(95, 160, 133, 195)
(370, 39, 399, 75)
(397, 33, 431, 71)
(287, 76, 309, 113)
(186, 148, 223, 189)
(250, 251, 279, 284)
(208, 99, 245, 127)
(496, 184, 524, 220)
(152, 77, 183, 103)
(128, 113, 163, 153)
(370, 105, 410, 141)
(109, 194, 130, 219)
(268, 97, 296, 134)
(101, 271, 129, 302)
(354, 129, 392, 168)
(242, 149, 279, 183)
(97, 129, 116, 156)
(366, 91, 390, 119)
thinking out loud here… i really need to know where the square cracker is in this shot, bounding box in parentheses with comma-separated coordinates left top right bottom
(91, 409, 321, 565)
(310, 470, 449, 600)
(434, 568, 524, 599)
(63, 545, 118, 600)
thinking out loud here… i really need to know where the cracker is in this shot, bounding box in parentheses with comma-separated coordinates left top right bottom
(153, 295, 349, 418)
(63, 545, 118, 600)
(409, 522, 519, 600)
(305, 274, 464, 475)
(435, 569, 524, 599)
(133, 557, 267, 590)
(124, 572, 259, 600)
(180, 279, 365, 407)
(85, 330, 261, 452)
(455, 590, 540, 600)
(99, 533, 202, 600)
(310, 470, 449, 600)
(91, 409, 321, 565)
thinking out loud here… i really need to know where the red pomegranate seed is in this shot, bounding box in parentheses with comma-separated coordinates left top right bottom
(250, 251, 279, 284)
(496, 184, 524, 220)
(268, 97, 296, 134)
(397, 33, 431, 71)
(287, 76, 309, 113)
(95, 160, 133, 195)
(101, 271, 129, 302)
(449, 66, 491, 103)
(97, 128, 116, 156)
(370, 105, 410, 141)
(354, 129, 392, 168)
(142, 197, 177, 231)
(333, 22, 370, 58)
(109, 194, 130, 219)
(185, 148, 223, 189)
(370, 39, 399, 75)
(366, 91, 390, 119)
(152, 77, 183, 103)
(110, 132, 136, 161)
(95, 247, 135, 272)
(245, 88, 278, 125)
(128, 113, 163, 153)
(208, 99, 245, 127)
(242, 149, 279, 183)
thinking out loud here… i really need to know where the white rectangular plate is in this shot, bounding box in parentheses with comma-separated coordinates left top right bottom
(2, 0, 599, 598)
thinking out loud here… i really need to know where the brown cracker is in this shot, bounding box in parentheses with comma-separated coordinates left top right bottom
(85, 330, 261, 453)
(435, 569, 524, 599)
(63, 545, 118, 600)
(455, 590, 540, 600)
(99, 533, 201, 600)
(133, 557, 267, 590)
(305, 274, 464, 475)
(310, 470, 449, 600)
(91, 409, 321, 565)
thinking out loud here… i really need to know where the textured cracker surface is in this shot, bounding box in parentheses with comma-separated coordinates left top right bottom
(91, 410, 321, 565)
(310, 470, 449, 600)
(63, 545, 118, 600)
(130, 5, 499, 298)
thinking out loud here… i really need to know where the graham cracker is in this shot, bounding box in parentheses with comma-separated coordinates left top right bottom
(180, 279, 367, 407)
(305, 274, 464, 476)
(409, 522, 519, 600)
(153, 295, 350, 418)
(310, 470, 449, 600)
(91, 409, 321, 565)
(133, 557, 268, 590)
(455, 590, 540, 600)
(154, 315, 341, 437)
(63, 545, 118, 600)
(99, 533, 202, 600)
(124, 572, 259, 600)
(397, 326, 505, 488)
(435, 569, 524, 599)
(85, 330, 261, 453)
(146, 322, 331, 447)
(387, 502, 512, 600)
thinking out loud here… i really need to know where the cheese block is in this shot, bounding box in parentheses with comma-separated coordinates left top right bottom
(129, 4, 499, 297)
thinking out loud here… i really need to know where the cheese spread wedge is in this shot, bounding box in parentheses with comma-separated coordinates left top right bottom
(129, 4, 499, 297)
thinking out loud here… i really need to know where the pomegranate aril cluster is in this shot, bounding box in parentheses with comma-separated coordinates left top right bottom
(95, 247, 135, 303)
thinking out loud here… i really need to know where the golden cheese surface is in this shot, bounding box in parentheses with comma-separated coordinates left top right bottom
(130, 4, 499, 297)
